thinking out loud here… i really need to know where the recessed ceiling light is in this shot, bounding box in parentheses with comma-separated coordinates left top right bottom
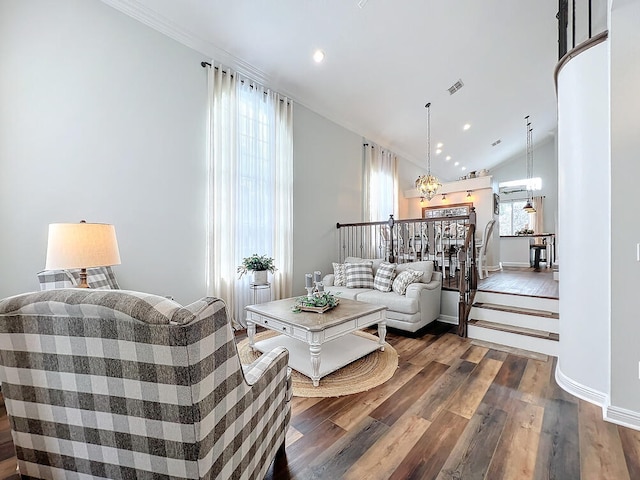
(435, 149, 442, 155)
(454, 161, 459, 166)
(463, 123, 471, 131)
(313, 49, 325, 63)
(436, 142, 443, 148)
(446, 156, 451, 161)
(461, 166, 467, 171)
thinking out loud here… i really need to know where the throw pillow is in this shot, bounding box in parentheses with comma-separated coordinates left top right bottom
(392, 269, 424, 295)
(345, 262, 374, 289)
(333, 262, 346, 286)
(373, 262, 396, 292)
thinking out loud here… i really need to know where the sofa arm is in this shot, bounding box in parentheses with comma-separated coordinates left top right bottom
(323, 274, 335, 286)
(405, 279, 441, 296)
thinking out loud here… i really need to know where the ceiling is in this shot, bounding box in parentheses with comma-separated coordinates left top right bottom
(106, 0, 560, 182)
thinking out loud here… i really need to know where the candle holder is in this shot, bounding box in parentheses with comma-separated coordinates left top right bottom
(306, 286, 315, 298)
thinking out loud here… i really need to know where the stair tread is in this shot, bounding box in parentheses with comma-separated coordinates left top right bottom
(468, 319, 559, 341)
(477, 289, 559, 301)
(472, 302, 559, 319)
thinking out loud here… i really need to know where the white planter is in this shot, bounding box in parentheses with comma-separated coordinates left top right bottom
(252, 270, 268, 285)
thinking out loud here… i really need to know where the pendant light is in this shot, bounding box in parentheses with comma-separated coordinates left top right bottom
(523, 115, 536, 213)
(415, 102, 441, 200)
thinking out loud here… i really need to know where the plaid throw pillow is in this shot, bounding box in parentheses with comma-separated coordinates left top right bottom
(392, 269, 424, 295)
(374, 262, 396, 292)
(345, 262, 374, 289)
(333, 263, 347, 286)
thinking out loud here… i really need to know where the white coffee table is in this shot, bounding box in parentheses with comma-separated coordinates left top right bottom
(245, 297, 387, 386)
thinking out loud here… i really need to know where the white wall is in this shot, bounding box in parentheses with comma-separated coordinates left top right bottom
(609, 0, 640, 417)
(0, 0, 208, 304)
(292, 104, 363, 295)
(556, 41, 610, 401)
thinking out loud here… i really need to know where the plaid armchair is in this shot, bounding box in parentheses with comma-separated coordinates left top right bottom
(0, 289, 291, 479)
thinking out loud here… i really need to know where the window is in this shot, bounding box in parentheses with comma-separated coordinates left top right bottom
(499, 199, 532, 235)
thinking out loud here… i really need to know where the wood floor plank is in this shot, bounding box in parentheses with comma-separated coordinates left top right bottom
(268, 419, 347, 478)
(331, 361, 423, 431)
(302, 416, 389, 480)
(618, 425, 640, 480)
(436, 402, 508, 480)
(481, 354, 528, 411)
(534, 398, 581, 480)
(519, 358, 554, 406)
(578, 400, 631, 480)
(486, 399, 544, 480)
(343, 414, 432, 480)
(370, 360, 449, 426)
(409, 358, 477, 422)
(388, 410, 468, 480)
(408, 334, 459, 367)
(446, 356, 503, 419)
(460, 344, 489, 364)
(291, 394, 354, 434)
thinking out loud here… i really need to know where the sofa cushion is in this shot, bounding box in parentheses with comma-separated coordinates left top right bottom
(324, 286, 369, 301)
(357, 289, 420, 315)
(333, 262, 347, 286)
(373, 262, 396, 292)
(392, 269, 424, 295)
(345, 262, 374, 288)
(395, 260, 434, 283)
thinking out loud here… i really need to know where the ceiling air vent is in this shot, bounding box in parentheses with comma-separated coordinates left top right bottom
(447, 79, 464, 95)
(492, 139, 502, 147)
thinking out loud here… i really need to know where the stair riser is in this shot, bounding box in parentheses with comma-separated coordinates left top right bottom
(467, 325, 559, 357)
(475, 291, 559, 313)
(469, 308, 559, 334)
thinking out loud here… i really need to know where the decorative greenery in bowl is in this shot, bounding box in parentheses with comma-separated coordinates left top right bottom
(237, 254, 276, 279)
(515, 228, 535, 235)
(292, 292, 340, 313)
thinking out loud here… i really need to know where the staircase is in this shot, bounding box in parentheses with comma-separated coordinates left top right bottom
(467, 290, 559, 356)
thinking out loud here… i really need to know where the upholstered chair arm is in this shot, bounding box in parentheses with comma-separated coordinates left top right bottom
(242, 347, 289, 385)
(405, 279, 441, 295)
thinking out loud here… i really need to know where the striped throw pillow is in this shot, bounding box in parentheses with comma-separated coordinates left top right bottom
(392, 269, 424, 295)
(345, 262, 374, 289)
(373, 262, 396, 292)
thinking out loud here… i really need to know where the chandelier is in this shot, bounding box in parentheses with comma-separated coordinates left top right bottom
(415, 102, 441, 200)
(523, 115, 536, 213)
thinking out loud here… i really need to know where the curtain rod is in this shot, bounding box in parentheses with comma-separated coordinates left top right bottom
(200, 61, 290, 104)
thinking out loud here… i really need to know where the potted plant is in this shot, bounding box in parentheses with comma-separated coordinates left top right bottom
(237, 254, 276, 285)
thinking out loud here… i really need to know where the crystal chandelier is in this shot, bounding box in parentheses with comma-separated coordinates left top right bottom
(523, 115, 536, 213)
(415, 102, 441, 200)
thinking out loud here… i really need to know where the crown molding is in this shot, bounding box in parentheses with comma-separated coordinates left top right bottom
(99, 0, 270, 86)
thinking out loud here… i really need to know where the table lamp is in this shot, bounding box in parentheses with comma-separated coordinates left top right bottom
(45, 220, 121, 288)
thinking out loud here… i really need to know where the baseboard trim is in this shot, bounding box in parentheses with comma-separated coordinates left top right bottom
(605, 405, 640, 431)
(555, 365, 608, 406)
(438, 315, 458, 325)
(500, 262, 532, 268)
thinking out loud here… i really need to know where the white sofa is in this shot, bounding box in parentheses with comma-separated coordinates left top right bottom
(323, 256, 442, 333)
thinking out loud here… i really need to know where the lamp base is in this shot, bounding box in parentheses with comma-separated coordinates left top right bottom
(76, 268, 90, 288)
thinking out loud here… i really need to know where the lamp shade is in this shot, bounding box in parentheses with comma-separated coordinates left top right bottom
(45, 223, 121, 270)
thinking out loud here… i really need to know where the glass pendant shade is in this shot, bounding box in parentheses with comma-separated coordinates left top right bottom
(415, 174, 441, 200)
(415, 102, 440, 199)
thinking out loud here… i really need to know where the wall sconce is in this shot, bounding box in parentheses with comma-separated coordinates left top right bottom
(466, 190, 472, 198)
(420, 196, 425, 204)
(441, 193, 447, 201)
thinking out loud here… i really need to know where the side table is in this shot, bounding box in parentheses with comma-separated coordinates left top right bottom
(249, 282, 271, 305)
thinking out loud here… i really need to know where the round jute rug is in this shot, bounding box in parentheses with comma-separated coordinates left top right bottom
(237, 330, 398, 398)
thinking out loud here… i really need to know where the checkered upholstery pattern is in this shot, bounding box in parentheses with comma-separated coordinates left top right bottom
(0, 289, 291, 479)
(345, 261, 375, 288)
(373, 262, 396, 292)
(37, 266, 121, 290)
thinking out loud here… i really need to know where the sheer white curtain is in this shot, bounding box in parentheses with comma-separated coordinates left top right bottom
(205, 64, 293, 327)
(363, 143, 398, 222)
